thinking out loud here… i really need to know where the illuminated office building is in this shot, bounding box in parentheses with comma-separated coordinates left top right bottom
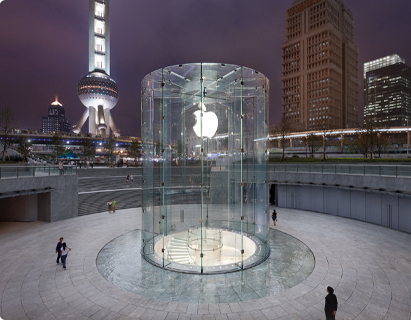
(364, 54, 411, 127)
(42, 96, 71, 134)
(281, 0, 359, 131)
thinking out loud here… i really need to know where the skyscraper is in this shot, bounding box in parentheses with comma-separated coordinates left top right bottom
(364, 54, 411, 127)
(281, 0, 359, 131)
(42, 96, 71, 134)
(73, 0, 120, 137)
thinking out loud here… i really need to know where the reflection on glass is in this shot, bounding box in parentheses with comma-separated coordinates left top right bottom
(141, 63, 270, 274)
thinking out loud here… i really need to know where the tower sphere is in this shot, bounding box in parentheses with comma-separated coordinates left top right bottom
(77, 71, 119, 110)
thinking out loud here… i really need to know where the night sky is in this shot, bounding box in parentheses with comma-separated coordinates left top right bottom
(1, 0, 410, 137)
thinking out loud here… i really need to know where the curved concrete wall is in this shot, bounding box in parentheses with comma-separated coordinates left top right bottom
(269, 170, 411, 234)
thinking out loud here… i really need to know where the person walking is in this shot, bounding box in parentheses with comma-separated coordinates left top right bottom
(60, 242, 71, 269)
(271, 209, 277, 226)
(107, 200, 112, 213)
(126, 174, 130, 183)
(79, 160, 82, 169)
(112, 199, 117, 213)
(130, 174, 134, 183)
(325, 286, 338, 320)
(58, 161, 64, 175)
(56, 237, 63, 264)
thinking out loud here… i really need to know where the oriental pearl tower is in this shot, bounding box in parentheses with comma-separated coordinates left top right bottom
(73, 0, 120, 137)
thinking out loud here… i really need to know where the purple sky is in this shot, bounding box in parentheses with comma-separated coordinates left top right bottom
(1, 0, 410, 137)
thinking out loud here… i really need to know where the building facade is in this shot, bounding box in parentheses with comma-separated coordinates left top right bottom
(42, 97, 71, 134)
(364, 54, 411, 127)
(281, 0, 359, 131)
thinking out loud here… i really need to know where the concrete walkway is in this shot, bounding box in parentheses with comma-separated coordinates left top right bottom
(1, 208, 410, 320)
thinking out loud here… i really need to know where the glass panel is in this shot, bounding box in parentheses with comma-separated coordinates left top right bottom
(0, 167, 17, 178)
(310, 165, 322, 173)
(50, 167, 59, 176)
(397, 166, 411, 177)
(365, 166, 379, 176)
(350, 165, 364, 175)
(141, 68, 161, 265)
(286, 165, 297, 173)
(35, 166, 49, 177)
(17, 167, 33, 177)
(336, 165, 349, 174)
(322, 165, 335, 174)
(380, 166, 396, 177)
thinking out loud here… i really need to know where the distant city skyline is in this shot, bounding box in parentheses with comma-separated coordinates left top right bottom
(1, 0, 411, 136)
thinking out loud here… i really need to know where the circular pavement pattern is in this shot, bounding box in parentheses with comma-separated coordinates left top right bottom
(1, 207, 411, 319)
(96, 229, 314, 303)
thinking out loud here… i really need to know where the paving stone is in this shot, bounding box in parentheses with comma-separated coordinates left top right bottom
(1, 207, 411, 320)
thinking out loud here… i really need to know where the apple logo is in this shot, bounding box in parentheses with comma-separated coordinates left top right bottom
(193, 103, 218, 138)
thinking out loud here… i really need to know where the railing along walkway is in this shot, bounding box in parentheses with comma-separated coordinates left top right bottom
(0, 165, 77, 179)
(269, 164, 411, 178)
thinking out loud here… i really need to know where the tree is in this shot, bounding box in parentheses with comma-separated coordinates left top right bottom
(0, 104, 16, 161)
(104, 136, 116, 167)
(305, 133, 321, 157)
(127, 139, 141, 164)
(51, 134, 65, 163)
(375, 132, 390, 158)
(81, 139, 96, 161)
(16, 137, 32, 162)
(355, 115, 387, 159)
(275, 116, 292, 160)
(314, 118, 335, 160)
(354, 130, 371, 158)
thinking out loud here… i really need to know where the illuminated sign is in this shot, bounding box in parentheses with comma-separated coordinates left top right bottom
(288, 0, 324, 17)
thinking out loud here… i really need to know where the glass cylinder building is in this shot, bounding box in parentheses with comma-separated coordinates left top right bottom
(141, 63, 270, 274)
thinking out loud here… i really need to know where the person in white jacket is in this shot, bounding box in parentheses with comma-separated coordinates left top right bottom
(60, 242, 71, 269)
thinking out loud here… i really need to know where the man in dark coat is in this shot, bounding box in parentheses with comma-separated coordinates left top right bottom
(325, 286, 338, 319)
(56, 237, 63, 264)
(271, 209, 277, 226)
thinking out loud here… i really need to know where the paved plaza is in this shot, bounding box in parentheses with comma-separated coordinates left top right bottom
(1, 207, 411, 320)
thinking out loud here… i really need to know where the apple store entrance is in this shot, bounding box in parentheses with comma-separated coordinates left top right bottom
(141, 63, 270, 274)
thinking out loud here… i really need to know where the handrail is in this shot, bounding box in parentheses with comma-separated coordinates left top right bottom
(0, 165, 77, 179)
(187, 227, 223, 252)
(268, 164, 411, 178)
